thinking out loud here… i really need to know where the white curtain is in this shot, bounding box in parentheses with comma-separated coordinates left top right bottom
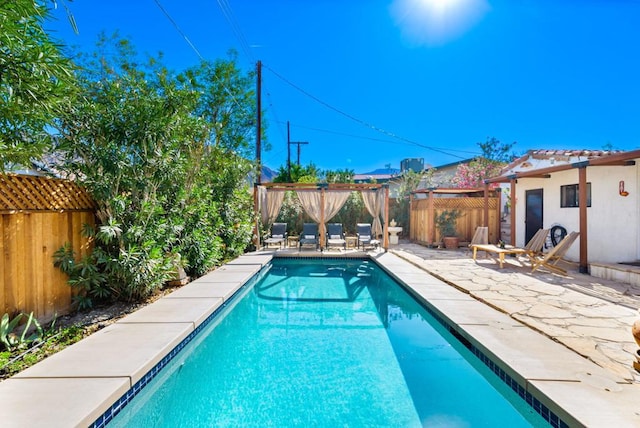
(297, 189, 351, 242)
(378, 188, 386, 236)
(296, 191, 322, 223)
(362, 190, 383, 238)
(296, 190, 351, 223)
(324, 191, 351, 222)
(259, 186, 285, 226)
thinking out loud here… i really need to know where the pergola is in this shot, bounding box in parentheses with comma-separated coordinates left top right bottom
(253, 182, 391, 250)
(483, 149, 640, 273)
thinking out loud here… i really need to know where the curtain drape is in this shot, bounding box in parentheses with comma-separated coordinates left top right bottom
(323, 191, 351, 222)
(362, 190, 383, 238)
(297, 190, 351, 243)
(259, 186, 285, 226)
(296, 190, 351, 223)
(296, 191, 322, 223)
(378, 188, 386, 235)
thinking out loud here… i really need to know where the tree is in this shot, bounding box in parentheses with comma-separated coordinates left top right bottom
(273, 162, 320, 183)
(324, 168, 354, 183)
(185, 50, 265, 159)
(0, 0, 75, 169)
(55, 35, 257, 305)
(391, 169, 425, 228)
(453, 137, 517, 188)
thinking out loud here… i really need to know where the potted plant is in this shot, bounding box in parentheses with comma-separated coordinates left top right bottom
(435, 209, 462, 249)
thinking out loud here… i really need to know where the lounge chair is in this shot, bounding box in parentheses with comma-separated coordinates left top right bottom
(470, 228, 551, 268)
(530, 231, 579, 275)
(469, 226, 489, 247)
(299, 223, 319, 250)
(326, 223, 346, 250)
(522, 228, 550, 261)
(357, 223, 378, 250)
(263, 222, 287, 249)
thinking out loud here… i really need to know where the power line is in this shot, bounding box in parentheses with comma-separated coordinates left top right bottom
(262, 63, 466, 159)
(283, 122, 481, 157)
(265, 89, 287, 144)
(216, 0, 254, 62)
(153, 0, 204, 61)
(159, 0, 468, 163)
(213, 0, 288, 145)
(155, 0, 290, 170)
(153, 0, 245, 111)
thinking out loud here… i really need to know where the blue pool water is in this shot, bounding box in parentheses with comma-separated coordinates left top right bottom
(110, 258, 549, 427)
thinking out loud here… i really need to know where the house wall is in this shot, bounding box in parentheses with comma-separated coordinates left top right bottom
(513, 163, 639, 264)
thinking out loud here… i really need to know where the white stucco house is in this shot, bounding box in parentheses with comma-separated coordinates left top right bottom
(486, 149, 640, 283)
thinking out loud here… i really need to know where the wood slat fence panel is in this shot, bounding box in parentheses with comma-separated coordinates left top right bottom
(1, 175, 95, 321)
(410, 196, 500, 246)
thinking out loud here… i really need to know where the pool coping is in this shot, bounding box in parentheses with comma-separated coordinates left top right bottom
(1, 250, 639, 427)
(371, 252, 640, 427)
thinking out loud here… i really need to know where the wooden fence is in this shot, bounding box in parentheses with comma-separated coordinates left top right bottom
(410, 192, 500, 246)
(1, 174, 96, 321)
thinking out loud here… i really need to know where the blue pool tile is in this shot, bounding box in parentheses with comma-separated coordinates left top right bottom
(91, 259, 570, 428)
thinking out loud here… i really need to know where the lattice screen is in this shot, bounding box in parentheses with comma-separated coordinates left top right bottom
(0, 174, 95, 211)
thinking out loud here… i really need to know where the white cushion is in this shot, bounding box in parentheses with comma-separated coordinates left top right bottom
(304, 235, 315, 240)
(330, 234, 341, 239)
(272, 234, 283, 239)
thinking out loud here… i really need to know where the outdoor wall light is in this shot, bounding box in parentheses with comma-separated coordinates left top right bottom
(619, 180, 629, 197)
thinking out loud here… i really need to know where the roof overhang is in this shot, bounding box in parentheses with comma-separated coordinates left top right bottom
(259, 182, 384, 191)
(411, 187, 494, 195)
(486, 149, 640, 184)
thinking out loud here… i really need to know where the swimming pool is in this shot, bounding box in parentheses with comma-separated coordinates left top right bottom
(107, 258, 550, 427)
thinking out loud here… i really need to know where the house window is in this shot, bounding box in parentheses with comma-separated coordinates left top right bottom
(560, 183, 591, 208)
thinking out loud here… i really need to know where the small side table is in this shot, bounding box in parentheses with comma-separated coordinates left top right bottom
(287, 235, 299, 248)
(345, 236, 358, 249)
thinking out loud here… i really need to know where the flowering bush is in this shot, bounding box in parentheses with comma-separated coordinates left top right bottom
(452, 159, 503, 189)
(452, 138, 516, 189)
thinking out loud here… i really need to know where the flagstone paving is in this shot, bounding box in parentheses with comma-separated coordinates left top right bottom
(391, 242, 640, 383)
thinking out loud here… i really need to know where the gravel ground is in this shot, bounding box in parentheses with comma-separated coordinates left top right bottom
(1, 285, 181, 382)
(56, 286, 179, 330)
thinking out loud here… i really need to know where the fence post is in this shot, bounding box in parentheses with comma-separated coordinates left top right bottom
(428, 189, 435, 245)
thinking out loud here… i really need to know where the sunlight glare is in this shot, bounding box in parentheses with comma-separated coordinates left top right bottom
(390, 0, 490, 46)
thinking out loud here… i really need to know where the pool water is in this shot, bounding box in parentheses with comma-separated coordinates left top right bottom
(110, 258, 549, 427)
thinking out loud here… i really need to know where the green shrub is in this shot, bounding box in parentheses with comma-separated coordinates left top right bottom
(52, 39, 258, 304)
(435, 209, 462, 238)
(0, 312, 44, 352)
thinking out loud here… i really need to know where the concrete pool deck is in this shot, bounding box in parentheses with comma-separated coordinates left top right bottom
(377, 245, 640, 427)
(2, 246, 640, 426)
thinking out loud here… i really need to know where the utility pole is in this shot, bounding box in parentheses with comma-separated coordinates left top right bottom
(286, 121, 309, 181)
(291, 141, 308, 165)
(256, 60, 262, 184)
(253, 60, 262, 250)
(287, 121, 291, 182)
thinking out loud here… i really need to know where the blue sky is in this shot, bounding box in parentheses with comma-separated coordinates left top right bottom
(47, 0, 640, 174)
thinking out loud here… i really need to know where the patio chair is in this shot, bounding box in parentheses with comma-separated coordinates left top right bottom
(468, 226, 490, 258)
(469, 226, 489, 247)
(299, 223, 319, 250)
(326, 223, 346, 250)
(530, 231, 579, 275)
(357, 223, 377, 250)
(522, 228, 550, 260)
(263, 222, 287, 249)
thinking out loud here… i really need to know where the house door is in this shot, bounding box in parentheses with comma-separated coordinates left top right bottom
(525, 189, 543, 244)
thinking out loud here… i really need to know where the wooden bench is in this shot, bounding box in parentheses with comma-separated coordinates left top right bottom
(471, 244, 528, 268)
